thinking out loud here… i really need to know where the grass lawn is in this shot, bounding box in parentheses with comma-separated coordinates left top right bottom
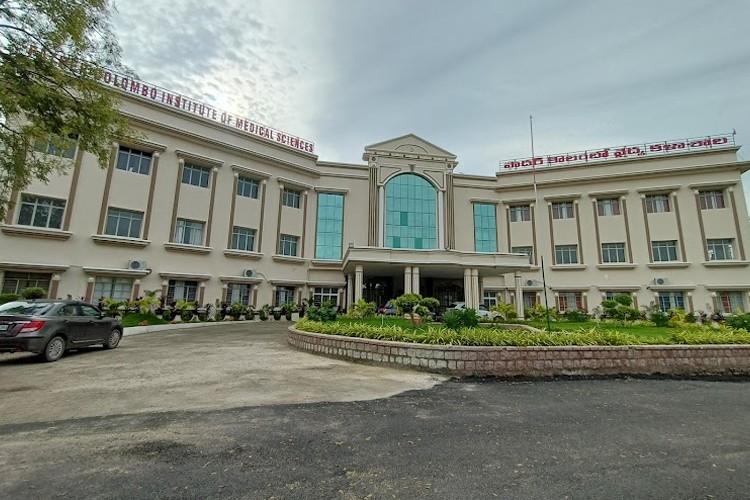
(121, 312, 169, 328)
(526, 320, 676, 343)
(337, 316, 429, 331)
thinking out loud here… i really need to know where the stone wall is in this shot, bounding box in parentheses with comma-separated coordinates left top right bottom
(288, 327, 750, 377)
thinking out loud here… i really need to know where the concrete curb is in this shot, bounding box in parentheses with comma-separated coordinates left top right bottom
(123, 320, 293, 336)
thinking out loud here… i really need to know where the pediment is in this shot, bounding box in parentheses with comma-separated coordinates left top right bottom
(364, 134, 456, 159)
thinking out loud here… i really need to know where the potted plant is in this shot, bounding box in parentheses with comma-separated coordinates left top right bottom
(272, 307, 282, 321)
(283, 302, 299, 321)
(259, 304, 269, 321)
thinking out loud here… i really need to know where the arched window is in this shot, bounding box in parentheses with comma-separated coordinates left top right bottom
(385, 174, 437, 249)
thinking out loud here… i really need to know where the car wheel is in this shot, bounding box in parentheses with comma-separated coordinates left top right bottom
(42, 336, 66, 362)
(103, 329, 122, 350)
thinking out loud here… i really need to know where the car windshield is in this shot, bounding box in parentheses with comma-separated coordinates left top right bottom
(0, 301, 55, 316)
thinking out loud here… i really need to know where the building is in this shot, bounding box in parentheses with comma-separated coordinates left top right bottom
(2, 73, 749, 318)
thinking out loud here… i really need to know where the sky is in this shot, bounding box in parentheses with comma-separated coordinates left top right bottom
(111, 0, 750, 200)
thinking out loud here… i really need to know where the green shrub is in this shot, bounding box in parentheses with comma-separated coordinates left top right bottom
(670, 325, 750, 344)
(490, 301, 517, 321)
(20, 287, 47, 299)
(564, 309, 589, 322)
(525, 303, 559, 321)
(259, 307, 268, 321)
(306, 300, 338, 322)
(726, 313, 750, 331)
(349, 299, 377, 319)
(650, 310, 670, 327)
(442, 309, 479, 330)
(0, 293, 19, 305)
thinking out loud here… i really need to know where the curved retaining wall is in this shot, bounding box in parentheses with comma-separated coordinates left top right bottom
(288, 327, 750, 377)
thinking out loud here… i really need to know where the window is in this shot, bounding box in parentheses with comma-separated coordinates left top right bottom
(315, 193, 344, 260)
(282, 188, 301, 208)
(604, 291, 630, 301)
(167, 280, 198, 302)
(105, 208, 143, 238)
(174, 219, 205, 246)
(275, 286, 296, 306)
(34, 133, 78, 159)
(17, 194, 65, 229)
(116, 146, 152, 175)
(511, 246, 534, 265)
(237, 177, 259, 198)
(645, 194, 671, 213)
(718, 291, 745, 314)
(551, 201, 574, 220)
(231, 226, 256, 252)
(385, 174, 437, 250)
(1, 272, 51, 295)
(80, 305, 101, 317)
(473, 203, 497, 253)
(509, 205, 530, 222)
(699, 190, 725, 210)
(558, 292, 582, 312)
(651, 240, 678, 262)
(658, 292, 685, 312)
(278, 234, 299, 256)
(523, 292, 538, 309)
(707, 239, 735, 261)
(312, 287, 339, 307)
(597, 198, 621, 217)
(555, 244, 579, 265)
(482, 291, 497, 309)
(226, 283, 251, 305)
(93, 277, 133, 301)
(181, 163, 210, 188)
(601, 242, 626, 263)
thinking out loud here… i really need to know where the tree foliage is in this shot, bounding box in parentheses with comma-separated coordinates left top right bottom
(0, 0, 134, 218)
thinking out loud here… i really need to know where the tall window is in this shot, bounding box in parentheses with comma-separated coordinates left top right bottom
(551, 201, 574, 220)
(182, 163, 210, 188)
(167, 280, 198, 302)
(93, 277, 133, 301)
(558, 292, 582, 312)
(645, 194, 671, 213)
(523, 292, 538, 309)
(174, 219, 205, 246)
(385, 174, 437, 250)
(105, 208, 143, 238)
(482, 291, 497, 309)
(237, 177, 259, 198)
(282, 188, 301, 208)
(1, 272, 51, 294)
(658, 292, 685, 312)
(473, 203, 497, 253)
(315, 193, 344, 260)
(34, 133, 78, 159)
(17, 195, 65, 229)
(509, 205, 530, 222)
(231, 226, 256, 252)
(651, 240, 678, 262)
(312, 287, 339, 307)
(555, 244, 579, 265)
(601, 242, 626, 263)
(604, 291, 630, 301)
(718, 291, 745, 314)
(707, 239, 735, 261)
(699, 190, 725, 210)
(275, 286, 295, 305)
(597, 198, 621, 216)
(227, 283, 251, 305)
(511, 246, 534, 265)
(116, 146, 152, 175)
(278, 234, 299, 256)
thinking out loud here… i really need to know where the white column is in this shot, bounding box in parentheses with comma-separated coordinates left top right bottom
(378, 186, 385, 247)
(514, 272, 524, 320)
(404, 266, 412, 294)
(346, 274, 353, 310)
(463, 268, 472, 306)
(470, 269, 480, 310)
(437, 193, 445, 249)
(354, 265, 363, 303)
(412, 266, 420, 295)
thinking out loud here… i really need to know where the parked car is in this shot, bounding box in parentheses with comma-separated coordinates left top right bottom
(379, 301, 397, 315)
(0, 300, 123, 362)
(445, 302, 493, 318)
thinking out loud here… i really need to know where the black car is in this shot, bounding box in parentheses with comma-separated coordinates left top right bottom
(0, 300, 123, 362)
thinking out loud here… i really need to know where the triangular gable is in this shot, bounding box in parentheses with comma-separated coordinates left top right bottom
(364, 134, 456, 159)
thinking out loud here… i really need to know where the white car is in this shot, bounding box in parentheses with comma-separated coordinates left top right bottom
(445, 302, 493, 318)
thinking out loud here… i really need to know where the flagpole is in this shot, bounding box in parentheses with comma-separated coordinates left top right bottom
(529, 115, 552, 331)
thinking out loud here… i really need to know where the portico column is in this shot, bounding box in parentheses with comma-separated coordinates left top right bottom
(354, 265, 363, 303)
(412, 267, 420, 295)
(463, 268, 471, 306)
(514, 272, 525, 320)
(346, 274, 353, 311)
(470, 269, 480, 310)
(404, 266, 412, 294)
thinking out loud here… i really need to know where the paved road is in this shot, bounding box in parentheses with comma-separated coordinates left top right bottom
(1, 324, 749, 499)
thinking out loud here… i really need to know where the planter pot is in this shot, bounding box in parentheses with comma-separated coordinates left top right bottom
(291, 312, 300, 321)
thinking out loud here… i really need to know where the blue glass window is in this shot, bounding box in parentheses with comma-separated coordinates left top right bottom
(315, 193, 344, 260)
(473, 203, 497, 252)
(385, 174, 437, 249)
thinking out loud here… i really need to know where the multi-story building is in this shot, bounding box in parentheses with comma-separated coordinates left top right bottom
(1, 73, 749, 318)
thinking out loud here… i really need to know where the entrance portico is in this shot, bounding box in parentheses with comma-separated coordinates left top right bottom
(343, 247, 531, 318)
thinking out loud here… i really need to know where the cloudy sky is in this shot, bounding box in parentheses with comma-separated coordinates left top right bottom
(112, 0, 750, 195)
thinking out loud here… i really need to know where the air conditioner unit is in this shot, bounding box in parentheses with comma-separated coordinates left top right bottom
(128, 260, 148, 271)
(243, 269, 256, 278)
(653, 277, 668, 286)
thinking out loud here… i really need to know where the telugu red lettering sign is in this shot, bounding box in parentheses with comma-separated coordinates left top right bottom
(500, 134, 734, 171)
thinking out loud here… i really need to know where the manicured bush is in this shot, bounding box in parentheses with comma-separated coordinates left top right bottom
(726, 313, 750, 331)
(348, 299, 377, 319)
(564, 309, 589, 322)
(442, 309, 479, 330)
(0, 293, 20, 305)
(20, 287, 47, 299)
(307, 300, 338, 322)
(649, 310, 670, 327)
(490, 301, 516, 321)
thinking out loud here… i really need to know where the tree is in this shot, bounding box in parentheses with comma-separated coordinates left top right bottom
(0, 0, 134, 218)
